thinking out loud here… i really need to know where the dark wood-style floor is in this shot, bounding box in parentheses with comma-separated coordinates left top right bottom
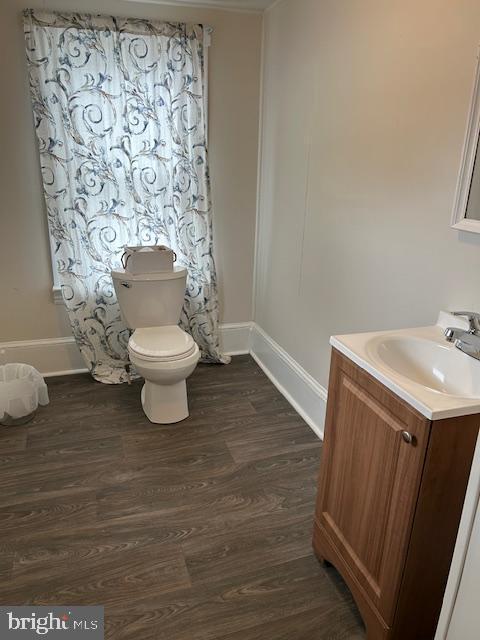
(0, 355, 365, 639)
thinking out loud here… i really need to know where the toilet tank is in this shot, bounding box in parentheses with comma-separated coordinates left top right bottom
(111, 267, 187, 329)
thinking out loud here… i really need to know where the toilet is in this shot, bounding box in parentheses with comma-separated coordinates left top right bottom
(111, 267, 200, 424)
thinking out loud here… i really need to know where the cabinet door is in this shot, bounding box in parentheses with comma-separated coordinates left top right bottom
(315, 350, 430, 624)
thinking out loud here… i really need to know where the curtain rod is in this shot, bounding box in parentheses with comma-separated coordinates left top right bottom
(31, 5, 215, 35)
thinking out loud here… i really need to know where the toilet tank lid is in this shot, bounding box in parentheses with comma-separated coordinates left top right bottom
(111, 267, 187, 282)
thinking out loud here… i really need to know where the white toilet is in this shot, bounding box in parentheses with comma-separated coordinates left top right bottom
(111, 267, 200, 424)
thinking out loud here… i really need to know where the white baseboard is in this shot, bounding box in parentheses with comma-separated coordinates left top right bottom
(219, 322, 252, 356)
(250, 323, 327, 439)
(0, 322, 327, 438)
(0, 336, 87, 378)
(0, 323, 253, 378)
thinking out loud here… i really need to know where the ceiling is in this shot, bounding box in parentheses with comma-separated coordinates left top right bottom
(125, 0, 277, 12)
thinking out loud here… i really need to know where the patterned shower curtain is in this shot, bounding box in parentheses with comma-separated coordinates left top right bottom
(23, 10, 228, 384)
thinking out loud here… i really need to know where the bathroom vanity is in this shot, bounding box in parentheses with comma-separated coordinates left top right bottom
(313, 313, 480, 640)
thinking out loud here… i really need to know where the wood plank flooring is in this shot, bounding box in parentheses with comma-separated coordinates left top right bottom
(0, 355, 365, 639)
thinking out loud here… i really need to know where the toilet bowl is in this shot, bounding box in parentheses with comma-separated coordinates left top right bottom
(128, 326, 200, 423)
(111, 267, 200, 424)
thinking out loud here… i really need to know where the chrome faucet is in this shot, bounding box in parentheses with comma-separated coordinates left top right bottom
(445, 311, 480, 361)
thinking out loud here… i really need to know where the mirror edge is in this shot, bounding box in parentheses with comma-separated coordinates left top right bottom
(451, 47, 480, 234)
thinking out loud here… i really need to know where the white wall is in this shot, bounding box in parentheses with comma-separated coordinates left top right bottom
(255, 0, 480, 392)
(435, 434, 480, 640)
(444, 494, 480, 640)
(0, 0, 262, 342)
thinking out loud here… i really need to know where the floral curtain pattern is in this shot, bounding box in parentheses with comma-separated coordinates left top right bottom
(23, 10, 228, 384)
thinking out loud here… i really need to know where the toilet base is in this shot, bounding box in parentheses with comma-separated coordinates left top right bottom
(141, 380, 189, 424)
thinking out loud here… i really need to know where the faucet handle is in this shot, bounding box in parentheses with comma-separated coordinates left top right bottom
(452, 311, 480, 333)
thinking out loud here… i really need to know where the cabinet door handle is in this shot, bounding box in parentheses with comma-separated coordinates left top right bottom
(401, 431, 413, 444)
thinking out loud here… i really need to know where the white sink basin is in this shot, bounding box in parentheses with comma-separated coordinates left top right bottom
(366, 335, 480, 399)
(330, 312, 480, 419)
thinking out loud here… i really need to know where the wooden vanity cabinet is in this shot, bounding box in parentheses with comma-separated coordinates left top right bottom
(313, 349, 479, 640)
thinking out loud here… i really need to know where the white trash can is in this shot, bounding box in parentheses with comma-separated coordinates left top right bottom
(0, 364, 49, 426)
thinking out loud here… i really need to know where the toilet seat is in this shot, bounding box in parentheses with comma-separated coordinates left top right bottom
(129, 326, 196, 362)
